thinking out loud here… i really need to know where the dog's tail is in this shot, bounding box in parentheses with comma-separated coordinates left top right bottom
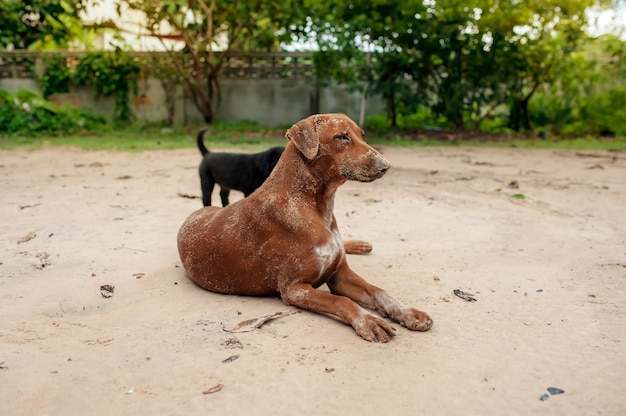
(197, 128, 210, 156)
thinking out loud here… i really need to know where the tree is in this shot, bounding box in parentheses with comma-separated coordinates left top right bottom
(402, 0, 495, 129)
(119, 0, 302, 123)
(296, 0, 602, 132)
(376, 0, 594, 130)
(531, 34, 626, 136)
(0, 0, 86, 50)
(490, 0, 596, 132)
(295, 0, 428, 126)
(296, 0, 519, 128)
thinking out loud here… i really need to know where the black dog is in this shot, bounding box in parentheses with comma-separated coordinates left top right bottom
(197, 128, 284, 206)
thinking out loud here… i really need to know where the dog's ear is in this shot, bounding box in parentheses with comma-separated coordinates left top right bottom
(285, 116, 320, 160)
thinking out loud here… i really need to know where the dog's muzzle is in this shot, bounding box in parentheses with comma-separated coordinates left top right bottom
(342, 152, 391, 182)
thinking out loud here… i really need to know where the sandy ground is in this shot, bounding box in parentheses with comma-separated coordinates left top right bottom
(1, 144, 625, 415)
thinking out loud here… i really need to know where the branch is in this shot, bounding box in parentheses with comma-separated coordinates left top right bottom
(197, 0, 215, 58)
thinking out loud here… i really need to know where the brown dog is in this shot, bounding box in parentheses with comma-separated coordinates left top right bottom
(177, 113, 433, 342)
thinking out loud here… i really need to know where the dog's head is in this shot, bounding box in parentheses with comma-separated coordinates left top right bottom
(285, 113, 390, 183)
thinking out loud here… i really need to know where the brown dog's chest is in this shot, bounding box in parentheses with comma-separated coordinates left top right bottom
(311, 228, 344, 283)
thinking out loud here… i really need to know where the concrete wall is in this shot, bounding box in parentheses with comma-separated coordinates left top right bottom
(0, 78, 40, 94)
(0, 77, 385, 127)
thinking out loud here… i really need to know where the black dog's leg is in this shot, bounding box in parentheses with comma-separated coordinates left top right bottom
(201, 176, 215, 206)
(219, 188, 231, 207)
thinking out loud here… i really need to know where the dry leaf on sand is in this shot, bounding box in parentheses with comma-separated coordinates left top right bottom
(202, 384, 223, 395)
(223, 311, 300, 333)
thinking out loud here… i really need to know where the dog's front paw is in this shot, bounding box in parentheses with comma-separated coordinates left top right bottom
(344, 240, 373, 255)
(353, 314, 396, 342)
(398, 308, 433, 331)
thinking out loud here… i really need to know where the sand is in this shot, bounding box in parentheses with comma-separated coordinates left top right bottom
(1, 145, 624, 415)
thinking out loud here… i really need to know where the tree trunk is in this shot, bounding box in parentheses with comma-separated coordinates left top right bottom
(310, 87, 320, 115)
(508, 97, 533, 132)
(387, 82, 397, 127)
(508, 99, 521, 131)
(520, 97, 532, 131)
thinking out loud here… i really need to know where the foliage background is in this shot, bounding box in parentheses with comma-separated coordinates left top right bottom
(0, 0, 625, 140)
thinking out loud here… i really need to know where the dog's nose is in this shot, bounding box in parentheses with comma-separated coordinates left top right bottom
(376, 158, 391, 174)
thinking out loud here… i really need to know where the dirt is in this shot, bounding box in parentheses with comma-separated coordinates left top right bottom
(0, 145, 625, 415)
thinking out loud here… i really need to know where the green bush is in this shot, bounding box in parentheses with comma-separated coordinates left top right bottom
(581, 87, 626, 136)
(72, 49, 140, 125)
(478, 117, 515, 134)
(0, 88, 108, 136)
(528, 92, 573, 133)
(39, 54, 72, 98)
(529, 85, 626, 137)
(396, 106, 447, 130)
(559, 121, 587, 137)
(364, 114, 391, 132)
(365, 106, 449, 133)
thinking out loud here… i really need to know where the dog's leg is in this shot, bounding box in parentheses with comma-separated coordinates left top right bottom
(281, 283, 396, 342)
(201, 178, 215, 207)
(327, 267, 433, 332)
(219, 188, 231, 207)
(343, 240, 373, 255)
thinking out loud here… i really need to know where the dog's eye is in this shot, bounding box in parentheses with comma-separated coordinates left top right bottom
(335, 133, 351, 142)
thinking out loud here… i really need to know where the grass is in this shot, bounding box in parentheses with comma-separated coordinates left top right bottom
(365, 132, 626, 150)
(0, 123, 288, 152)
(391, 135, 625, 150)
(1, 121, 625, 152)
(470, 136, 626, 150)
(0, 130, 195, 151)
